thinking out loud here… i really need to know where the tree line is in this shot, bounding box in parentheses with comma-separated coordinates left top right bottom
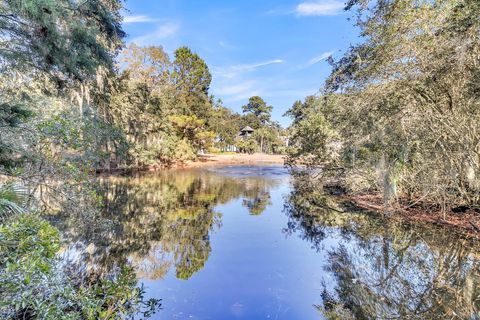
(286, 0, 480, 214)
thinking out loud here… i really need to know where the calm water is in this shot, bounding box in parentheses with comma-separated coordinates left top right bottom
(58, 165, 480, 319)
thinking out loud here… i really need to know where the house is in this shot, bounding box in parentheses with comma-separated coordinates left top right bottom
(218, 126, 255, 153)
(238, 126, 254, 140)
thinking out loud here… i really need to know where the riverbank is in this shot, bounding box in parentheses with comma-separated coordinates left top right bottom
(100, 159, 480, 238)
(172, 158, 480, 237)
(340, 192, 480, 238)
(167, 153, 286, 169)
(97, 153, 286, 174)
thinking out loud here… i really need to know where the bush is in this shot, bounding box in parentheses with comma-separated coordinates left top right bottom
(237, 138, 257, 154)
(0, 214, 160, 319)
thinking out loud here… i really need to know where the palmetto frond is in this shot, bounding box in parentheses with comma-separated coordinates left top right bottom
(0, 183, 27, 217)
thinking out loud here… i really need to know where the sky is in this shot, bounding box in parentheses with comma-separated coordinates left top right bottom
(121, 0, 360, 127)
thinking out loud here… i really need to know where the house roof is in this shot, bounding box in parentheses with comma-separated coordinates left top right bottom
(240, 126, 254, 132)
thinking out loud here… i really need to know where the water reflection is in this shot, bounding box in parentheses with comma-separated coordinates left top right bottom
(284, 176, 480, 319)
(59, 167, 284, 280)
(50, 166, 480, 319)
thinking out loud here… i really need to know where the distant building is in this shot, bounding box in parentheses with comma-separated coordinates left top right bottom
(238, 126, 254, 140)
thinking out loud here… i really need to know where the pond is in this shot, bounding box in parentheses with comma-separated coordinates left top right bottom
(57, 165, 480, 319)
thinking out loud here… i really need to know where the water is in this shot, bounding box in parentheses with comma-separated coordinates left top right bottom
(58, 165, 480, 319)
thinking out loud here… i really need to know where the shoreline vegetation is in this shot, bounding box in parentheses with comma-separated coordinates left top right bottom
(284, 0, 480, 242)
(338, 191, 480, 239)
(103, 154, 480, 239)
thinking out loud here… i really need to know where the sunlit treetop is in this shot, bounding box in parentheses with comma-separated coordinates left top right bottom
(0, 0, 125, 83)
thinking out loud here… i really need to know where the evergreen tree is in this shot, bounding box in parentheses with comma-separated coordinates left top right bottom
(242, 96, 272, 126)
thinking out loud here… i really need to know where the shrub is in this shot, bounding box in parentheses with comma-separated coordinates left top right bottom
(0, 214, 160, 319)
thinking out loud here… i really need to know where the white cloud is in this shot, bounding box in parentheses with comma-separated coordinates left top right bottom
(265, 6, 295, 16)
(218, 41, 236, 50)
(296, 1, 345, 16)
(213, 59, 284, 78)
(130, 22, 180, 45)
(224, 89, 263, 103)
(215, 81, 256, 96)
(294, 51, 334, 70)
(308, 51, 334, 65)
(213, 80, 262, 103)
(124, 15, 157, 24)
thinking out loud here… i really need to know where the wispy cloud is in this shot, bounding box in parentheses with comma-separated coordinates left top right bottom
(307, 51, 334, 65)
(218, 41, 236, 50)
(224, 91, 262, 103)
(215, 80, 263, 103)
(296, 1, 345, 16)
(214, 59, 284, 78)
(130, 22, 180, 45)
(294, 51, 334, 70)
(124, 15, 158, 24)
(265, 6, 295, 16)
(215, 81, 256, 96)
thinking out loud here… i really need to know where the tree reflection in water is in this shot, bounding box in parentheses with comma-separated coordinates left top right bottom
(284, 176, 480, 319)
(54, 168, 280, 280)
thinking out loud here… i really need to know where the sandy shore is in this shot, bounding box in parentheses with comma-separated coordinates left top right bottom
(177, 153, 286, 168)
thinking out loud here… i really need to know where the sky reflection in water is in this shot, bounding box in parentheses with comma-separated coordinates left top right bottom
(59, 165, 480, 319)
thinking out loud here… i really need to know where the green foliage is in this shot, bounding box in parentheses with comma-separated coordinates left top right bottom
(0, 184, 27, 218)
(103, 44, 222, 166)
(0, 3, 168, 319)
(172, 46, 212, 97)
(208, 99, 241, 149)
(252, 125, 285, 154)
(0, 215, 59, 276)
(171, 46, 212, 120)
(237, 137, 257, 154)
(0, 101, 33, 127)
(0, 0, 125, 82)
(169, 115, 215, 151)
(287, 0, 480, 209)
(0, 99, 35, 168)
(0, 0, 126, 171)
(286, 96, 339, 168)
(237, 96, 286, 154)
(242, 96, 272, 126)
(0, 214, 160, 319)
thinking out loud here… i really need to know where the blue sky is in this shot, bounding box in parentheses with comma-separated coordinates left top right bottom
(121, 0, 359, 127)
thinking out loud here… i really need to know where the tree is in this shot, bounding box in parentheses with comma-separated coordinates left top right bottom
(172, 46, 212, 118)
(0, 0, 124, 83)
(285, 175, 480, 320)
(237, 137, 257, 154)
(107, 44, 175, 166)
(287, 0, 480, 210)
(105, 44, 221, 165)
(208, 99, 241, 150)
(284, 96, 316, 127)
(0, 0, 125, 169)
(242, 96, 272, 126)
(169, 115, 215, 153)
(0, 4, 163, 318)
